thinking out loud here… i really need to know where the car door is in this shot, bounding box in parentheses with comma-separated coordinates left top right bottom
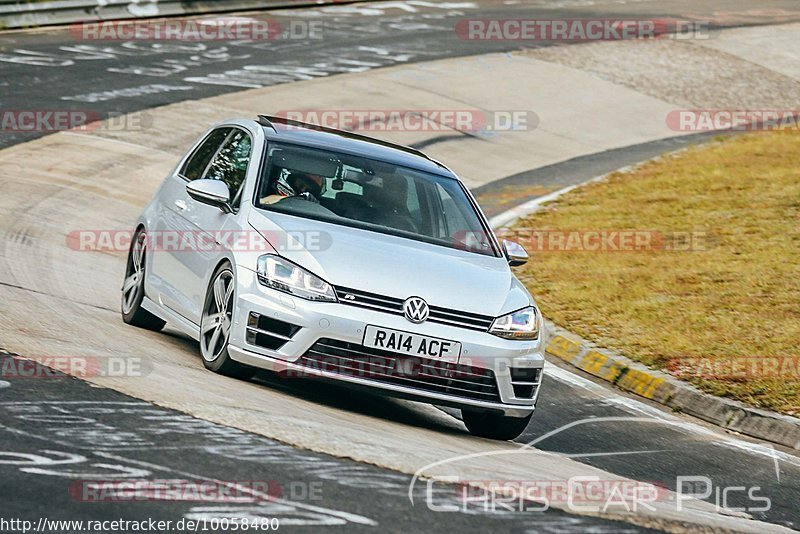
(150, 127, 252, 324)
(150, 127, 231, 322)
(178, 128, 253, 323)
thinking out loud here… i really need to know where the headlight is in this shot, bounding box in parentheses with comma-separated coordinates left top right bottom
(256, 254, 336, 302)
(490, 306, 540, 340)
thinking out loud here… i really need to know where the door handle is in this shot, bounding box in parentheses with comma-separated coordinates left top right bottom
(174, 200, 187, 211)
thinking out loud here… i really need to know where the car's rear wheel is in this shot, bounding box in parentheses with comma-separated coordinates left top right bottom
(200, 263, 255, 379)
(121, 229, 166, 331)
(462, 410, 532, 440)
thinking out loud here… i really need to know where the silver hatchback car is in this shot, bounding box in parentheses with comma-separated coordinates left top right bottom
(122, 115, 545, 440)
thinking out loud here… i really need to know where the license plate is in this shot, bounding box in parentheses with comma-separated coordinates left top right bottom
(363, 325, 461, 360)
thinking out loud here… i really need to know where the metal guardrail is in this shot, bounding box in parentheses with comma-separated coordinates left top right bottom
(0, 0, 351, 29)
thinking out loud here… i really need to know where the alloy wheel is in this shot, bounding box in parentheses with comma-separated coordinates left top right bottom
(122, 232, 146, 315)
(200, 269, 234, 362)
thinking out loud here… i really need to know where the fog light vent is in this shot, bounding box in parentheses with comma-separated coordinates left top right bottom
(246, 312, 300, 350)
(510, 367, 541, 399)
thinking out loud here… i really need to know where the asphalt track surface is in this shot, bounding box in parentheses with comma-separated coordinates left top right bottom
(0, 350, 655, 533)
(1, 0, 800, 532)
(2, 0, 800, 151)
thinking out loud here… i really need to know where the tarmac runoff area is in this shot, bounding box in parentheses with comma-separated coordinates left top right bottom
(1, 22, 799, 532)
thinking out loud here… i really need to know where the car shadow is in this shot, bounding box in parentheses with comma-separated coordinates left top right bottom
(251, 371, 468, 435)
(158, 327, 467, 436)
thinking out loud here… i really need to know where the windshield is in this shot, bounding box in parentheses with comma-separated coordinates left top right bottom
(255, 142, 497, 256)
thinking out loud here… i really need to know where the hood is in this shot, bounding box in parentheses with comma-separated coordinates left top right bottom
(248, 209, 532, 317)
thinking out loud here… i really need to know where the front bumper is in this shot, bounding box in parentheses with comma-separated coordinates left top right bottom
(229, 267, 545, 418)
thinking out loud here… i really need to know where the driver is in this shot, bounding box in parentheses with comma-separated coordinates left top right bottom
(261, 170, 324, 205)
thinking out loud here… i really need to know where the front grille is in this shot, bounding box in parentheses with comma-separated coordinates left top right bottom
(333, 286, 494, 332)
(298, 338, 501, 402)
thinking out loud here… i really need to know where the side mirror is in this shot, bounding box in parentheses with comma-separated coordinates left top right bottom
(186, 179, 232, 213)
(502, 239, 528, 267)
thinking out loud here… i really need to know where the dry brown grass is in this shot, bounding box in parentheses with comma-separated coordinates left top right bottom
(512, 131, 800, 415)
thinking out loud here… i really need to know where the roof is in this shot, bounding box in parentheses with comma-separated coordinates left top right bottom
(257, 115, 456, 178)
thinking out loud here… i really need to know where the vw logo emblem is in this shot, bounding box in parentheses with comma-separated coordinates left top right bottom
(403, 296, 429, 324)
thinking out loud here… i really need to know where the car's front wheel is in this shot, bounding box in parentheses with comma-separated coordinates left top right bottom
(462, 410, 532, 440)
(121, 228, 166, 331)
(200, 263, 254, 379)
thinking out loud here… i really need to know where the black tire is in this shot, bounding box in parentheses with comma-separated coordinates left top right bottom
(121, 228, 166, 331)
(199, 263, 255, 379)
(462, 410, 533, 440)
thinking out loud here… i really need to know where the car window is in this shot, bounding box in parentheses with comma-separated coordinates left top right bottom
(406, 175, 421, 214)
(436, 183, 472, 238)
(321, 179, 362, 199)
(205, 129, 252, 208)
(255, 143, 496, 256)
(182, 128, 231, 181)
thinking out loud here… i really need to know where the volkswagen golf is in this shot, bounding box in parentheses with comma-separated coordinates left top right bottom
(121, 115, 545, 440)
